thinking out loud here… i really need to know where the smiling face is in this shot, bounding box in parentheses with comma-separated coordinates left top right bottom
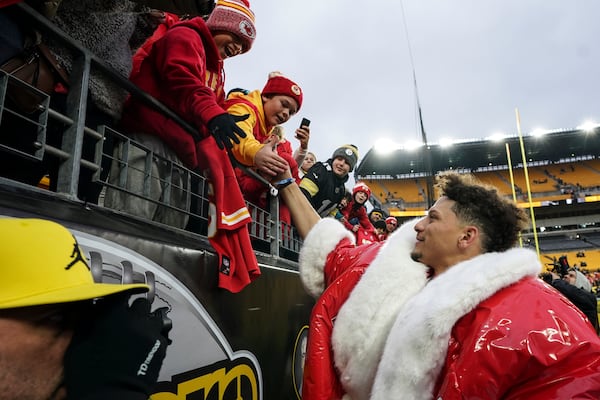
(212, 31, 244, 59)
(411, 196, 474, 276)
(331, 156, 351, 178)
(262, 94, 298, 127)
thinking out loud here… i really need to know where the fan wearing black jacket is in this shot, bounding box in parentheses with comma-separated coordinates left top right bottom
(545, 269, 599, 334)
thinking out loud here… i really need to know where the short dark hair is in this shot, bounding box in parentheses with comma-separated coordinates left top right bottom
(435, 171, 529, 253)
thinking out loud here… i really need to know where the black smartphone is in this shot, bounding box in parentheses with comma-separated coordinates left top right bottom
(300, 118, 311, 128)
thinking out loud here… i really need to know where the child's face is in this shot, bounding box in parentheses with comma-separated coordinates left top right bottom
(354, 191, 368, 204)
(302, 154, 316, 170)
(212, 32, 244, 59)
(339, 198, 349, 207)
(331, 157, 351, 178)
(262, 95, 298, 127)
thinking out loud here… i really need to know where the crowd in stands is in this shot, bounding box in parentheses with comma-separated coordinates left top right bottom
(369, 160, 600, 209)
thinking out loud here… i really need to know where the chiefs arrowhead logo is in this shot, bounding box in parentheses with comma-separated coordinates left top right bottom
(239, 20, 256, 39)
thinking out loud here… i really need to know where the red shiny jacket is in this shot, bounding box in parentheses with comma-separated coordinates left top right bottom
(302, 238, 383, 400)
(435, 277, 600, 399)
(371, 247, 600, 399)
(299, 218, 427, 400)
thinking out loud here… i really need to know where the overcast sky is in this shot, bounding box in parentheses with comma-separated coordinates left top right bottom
(225, 0, 600, 171)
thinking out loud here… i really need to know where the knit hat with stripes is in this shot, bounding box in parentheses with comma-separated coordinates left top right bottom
(206, 0, 256, 53)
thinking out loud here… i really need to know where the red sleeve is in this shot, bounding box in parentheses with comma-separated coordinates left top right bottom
(357, 207, 372, 229)
(149, 25, 225, 130)
(323, 239, 382, 287)
(301, 238, 385, 399)
(323, 238, 354, 284)
(278, 149, 300, 182)
(339, 205, 354, 230)
(303, 268, 367, 400)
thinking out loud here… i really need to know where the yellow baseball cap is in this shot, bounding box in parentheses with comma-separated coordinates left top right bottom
(0, 218, 149, 309)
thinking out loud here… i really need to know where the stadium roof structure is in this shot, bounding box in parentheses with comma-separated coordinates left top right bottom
(354, 126, 600, 258)
(355, 126, 600, 178)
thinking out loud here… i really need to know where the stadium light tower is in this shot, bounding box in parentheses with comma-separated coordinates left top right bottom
(400, 0, 434, 208)
(417, 98, 435, 208)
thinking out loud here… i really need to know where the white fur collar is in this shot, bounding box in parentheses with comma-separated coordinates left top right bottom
(371, 247, 542, 400)
(299, 218, 355, 298)
(332, 219, 428, 400)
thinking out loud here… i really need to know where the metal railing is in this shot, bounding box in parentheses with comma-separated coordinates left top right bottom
(0, 3, 301, 260)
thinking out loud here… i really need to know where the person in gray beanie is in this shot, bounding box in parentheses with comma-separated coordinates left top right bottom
(331, 144, 359, 172)
(299, 144, 359, 217)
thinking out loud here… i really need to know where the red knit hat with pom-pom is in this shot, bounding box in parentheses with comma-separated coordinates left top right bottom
(262, 71, 303, 110)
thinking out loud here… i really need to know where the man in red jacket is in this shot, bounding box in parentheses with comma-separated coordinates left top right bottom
(371, 172, 600, 399)
(277, 170, 600, 400)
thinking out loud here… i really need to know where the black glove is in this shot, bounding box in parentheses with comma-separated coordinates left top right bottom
(207, 113, 249, 150)
(64, 295, 172, 400)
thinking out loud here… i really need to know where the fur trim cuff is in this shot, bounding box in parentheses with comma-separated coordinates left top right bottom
(299, 218, 354, 298)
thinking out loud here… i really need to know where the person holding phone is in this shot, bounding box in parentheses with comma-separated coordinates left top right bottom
(271, 118, 316, 184)
(293, 117, 312, 171)
(224, 71, 308, 226)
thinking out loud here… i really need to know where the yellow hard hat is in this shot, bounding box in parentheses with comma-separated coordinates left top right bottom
(0, 218, 149, 309)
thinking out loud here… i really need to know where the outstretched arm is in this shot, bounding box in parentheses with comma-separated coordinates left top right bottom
(276, 171, 320, 240)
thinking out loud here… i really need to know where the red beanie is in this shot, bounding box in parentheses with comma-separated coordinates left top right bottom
(206, 0, 256, 53)
(386, 216, 398, 226)
(261, 71, 303, 110)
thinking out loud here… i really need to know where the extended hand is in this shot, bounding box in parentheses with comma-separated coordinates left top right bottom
(254, 135, 287, 176)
